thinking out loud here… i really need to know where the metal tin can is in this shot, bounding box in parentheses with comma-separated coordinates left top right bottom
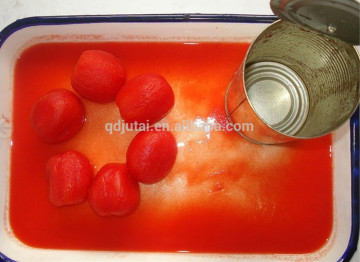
(225, 0, 360, 144)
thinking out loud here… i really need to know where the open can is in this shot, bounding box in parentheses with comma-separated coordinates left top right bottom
(225, 0, 360, 144)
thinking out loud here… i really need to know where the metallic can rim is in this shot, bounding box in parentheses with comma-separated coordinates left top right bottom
(238, 20, 360, 143)
(270, 0, 360, 45)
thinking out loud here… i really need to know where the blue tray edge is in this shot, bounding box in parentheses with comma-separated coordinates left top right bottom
(0, 14, 358, 262)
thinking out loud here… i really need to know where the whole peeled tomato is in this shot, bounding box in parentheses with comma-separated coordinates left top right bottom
(46, 150, 94, 207)
(116, 73, 174, 124)
(126, 129, 177, 184)
(31, 89, 85, 144)
(88, 163, 140, 217)
(71, 50, 126, 103)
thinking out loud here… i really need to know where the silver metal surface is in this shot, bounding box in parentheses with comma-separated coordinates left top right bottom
(270, 0, 360, 45)
(245, 20, 360, 139)
(245, 62, 309, 135)
(225, 19, 360, 144)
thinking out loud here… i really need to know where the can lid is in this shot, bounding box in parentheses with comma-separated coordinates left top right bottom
(270, 0, 360, 45)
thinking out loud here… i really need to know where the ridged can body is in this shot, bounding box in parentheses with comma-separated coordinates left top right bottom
(225, 20, 360, 144)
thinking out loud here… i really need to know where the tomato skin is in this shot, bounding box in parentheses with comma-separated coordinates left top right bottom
(126, 130, 177, 184)
(88, 163, 140, 217)
(71, 50, 126, 103)
(30, 88, 85, 144)
(46, 151, 94, 207)
(115, 73, 174, 124)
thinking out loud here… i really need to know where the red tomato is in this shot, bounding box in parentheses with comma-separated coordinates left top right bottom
(71, 50, 126, 103)
(46, 150, 94, 207)
(116, 73, 174, 124)
(126, 130, 177, 184)
(88, 163, 140, 217)
(30, 89, 85, 144)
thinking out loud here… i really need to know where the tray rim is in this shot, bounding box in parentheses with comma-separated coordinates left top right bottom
(0, 14, 358, 262)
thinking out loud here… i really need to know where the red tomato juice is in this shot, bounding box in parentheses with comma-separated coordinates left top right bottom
(10, 41, 333, 253)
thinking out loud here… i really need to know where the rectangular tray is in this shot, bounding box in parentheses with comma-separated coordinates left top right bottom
(0, 14, 358, 262)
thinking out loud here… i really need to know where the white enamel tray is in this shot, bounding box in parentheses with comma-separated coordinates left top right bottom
(0, 14, 358, 262)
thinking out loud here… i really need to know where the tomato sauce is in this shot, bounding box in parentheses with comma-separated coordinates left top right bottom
(10, 41, 333, 253)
